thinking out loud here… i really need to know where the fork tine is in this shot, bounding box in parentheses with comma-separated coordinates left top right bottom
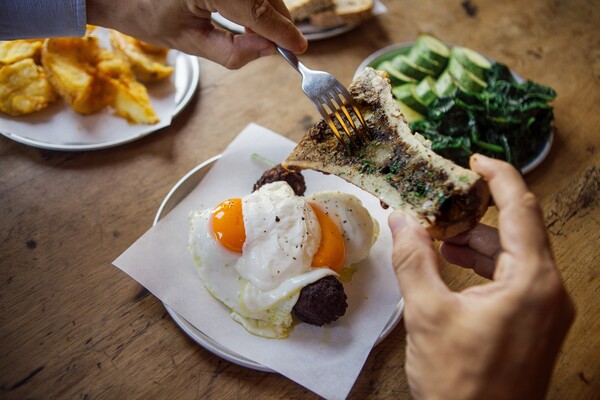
(321, 94, 359, 147)
(327, 90, 370, 146)
(275, 46, 369, 150)
(333, 85, 369, 141)
(313, 102, 345, 145)
(332, 93, 363, 143)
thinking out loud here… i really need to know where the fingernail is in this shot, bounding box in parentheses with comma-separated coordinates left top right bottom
(471, 153, 492, 163)
(388, 211, 407, 233)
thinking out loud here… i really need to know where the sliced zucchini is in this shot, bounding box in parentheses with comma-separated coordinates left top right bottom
(413, 34, 450, 65)
(435, 70, 459, 97)
(414, 77, 438, 106)
(406, 47, 447, 76)
(391, 55, 435, 80)
(447, 57, 487, 93)
(391, 83, 415, 102)
(396, 99, 425, 124)
(376, 60, 417, 86)
(451, 46, 492, 79)
(392, 83, 428, 115)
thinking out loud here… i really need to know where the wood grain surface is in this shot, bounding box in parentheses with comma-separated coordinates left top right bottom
(1, 0, 599, 398)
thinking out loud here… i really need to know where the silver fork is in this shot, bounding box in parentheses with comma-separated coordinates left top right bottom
(277, 47, 368, 149)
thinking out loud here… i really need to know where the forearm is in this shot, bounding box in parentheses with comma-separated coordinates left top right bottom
(86, 0, 146, 34)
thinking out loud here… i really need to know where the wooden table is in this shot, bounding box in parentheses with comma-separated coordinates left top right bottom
(1, 0, 598, 398)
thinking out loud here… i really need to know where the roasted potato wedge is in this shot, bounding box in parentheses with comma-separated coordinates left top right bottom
(41, 36, 110, 114)
(109, 30, 174, 82)
(0, 40, 44, 65)
(2, 28, 165, 124)
(0, 58, 57, 116)
(97, 49, 158, 124)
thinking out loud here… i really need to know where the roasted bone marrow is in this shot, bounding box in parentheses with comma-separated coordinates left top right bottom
(283, 67, 490, 239)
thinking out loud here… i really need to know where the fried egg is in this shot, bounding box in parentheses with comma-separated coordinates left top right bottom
(188, 181, 378, 338)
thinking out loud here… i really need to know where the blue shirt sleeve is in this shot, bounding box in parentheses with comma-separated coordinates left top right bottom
(0, 0, 86, 40)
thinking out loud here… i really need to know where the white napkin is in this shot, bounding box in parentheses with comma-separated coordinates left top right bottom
(113, 123, 402, 400)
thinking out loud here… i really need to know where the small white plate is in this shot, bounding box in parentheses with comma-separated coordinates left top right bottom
(355, 42, 554, 174)
(212, 13, 358, 41)
(0, 48, 199, 151)
(211, 0, 387, 41)
(153, 155, 404, 372)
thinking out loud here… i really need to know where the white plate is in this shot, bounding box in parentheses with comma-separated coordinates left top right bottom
(212, 13, 358, 41)
(355, 42, 554, 174)
(0, 49, 199, 151)
(211, 0, 387, 41)
(153, 155, 404, 372)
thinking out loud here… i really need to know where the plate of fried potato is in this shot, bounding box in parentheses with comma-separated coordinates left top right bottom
(0, 28, 199, 151)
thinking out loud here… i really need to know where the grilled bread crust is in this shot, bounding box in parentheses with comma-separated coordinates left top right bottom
(283, 67, 490, 240)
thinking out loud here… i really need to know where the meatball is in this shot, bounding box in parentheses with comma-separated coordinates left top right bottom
(293, 276, 348, 326)
(253, 164, 306, 196)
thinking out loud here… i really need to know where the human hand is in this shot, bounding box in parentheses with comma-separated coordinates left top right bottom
(388, 154, 575, 400)
(87, 0, 307, 69)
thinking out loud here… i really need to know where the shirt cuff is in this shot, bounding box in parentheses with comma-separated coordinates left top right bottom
(0, 0, 87, 40)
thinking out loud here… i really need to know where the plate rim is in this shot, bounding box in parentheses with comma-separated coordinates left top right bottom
(0, 52, 200, 152)
(153, 154, 404, 372)
(354, 42, 554, 174)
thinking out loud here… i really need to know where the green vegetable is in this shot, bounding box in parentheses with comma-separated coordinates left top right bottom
(413, 34, 450, 65)
(377, 60, 416, 86)
(410, 63, 556, 169)
(391, 55, 435, 80)
(396, 99, 425, 123)
(392, 83, 428, 115)
(450, 46, 492, 78)
(414, 77, 438, 106)
(447, 57, 487, 93)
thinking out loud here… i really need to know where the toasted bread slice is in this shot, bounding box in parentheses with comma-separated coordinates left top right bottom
(283, 67, 490, 240)
(309, 0, 374, 28)
(284, 0, 335, 22)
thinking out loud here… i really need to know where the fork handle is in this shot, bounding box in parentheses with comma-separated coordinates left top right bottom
(277, 47, 307, 76)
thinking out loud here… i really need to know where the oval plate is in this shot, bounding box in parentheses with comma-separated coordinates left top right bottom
(355, 43, 553, 174)
(154, 155, 404, 372)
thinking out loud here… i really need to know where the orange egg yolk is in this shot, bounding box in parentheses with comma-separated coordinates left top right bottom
(309, 203, 346, 273)
(210, 199, 346, 272)
(211, 198, 245, 253)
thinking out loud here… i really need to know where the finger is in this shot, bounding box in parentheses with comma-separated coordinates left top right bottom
(266, 0, 293, 19)
(470, 154, 529, 211)
(208, 0, 307, 53)
(443, 223, 501, 259)
(470, 154, 551, 262)
(388, 211, 449, 302)
(179, 22, 276, 68)
(439, 243, 496, 279)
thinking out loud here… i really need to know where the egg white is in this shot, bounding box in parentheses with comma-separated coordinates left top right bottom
(188, 181, 377, 338)
(309, 192, 380, 266)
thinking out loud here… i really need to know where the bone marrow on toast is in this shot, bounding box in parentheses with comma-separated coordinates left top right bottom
(283, 67, 490, 240)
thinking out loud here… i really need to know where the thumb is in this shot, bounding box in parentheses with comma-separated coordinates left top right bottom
(213, 0, 307, 53)
(388, 212, 449, 302)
